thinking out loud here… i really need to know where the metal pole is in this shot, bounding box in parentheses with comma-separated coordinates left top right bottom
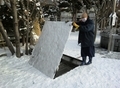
(108, 0, 117, 52)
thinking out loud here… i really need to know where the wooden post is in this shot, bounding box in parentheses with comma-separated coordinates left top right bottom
(108, 0, 117, 52)
(101, 20, 103, 30)
(94, 10, 98, 42)
(103, 18, 105, 29)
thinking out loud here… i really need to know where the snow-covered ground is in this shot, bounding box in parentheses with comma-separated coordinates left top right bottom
(0, 31, 120, 88)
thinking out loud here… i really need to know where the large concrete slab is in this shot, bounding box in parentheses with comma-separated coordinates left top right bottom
(29, 21, 72, 78)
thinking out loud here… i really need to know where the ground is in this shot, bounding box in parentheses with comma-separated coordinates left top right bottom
(0, 31, 120, 88)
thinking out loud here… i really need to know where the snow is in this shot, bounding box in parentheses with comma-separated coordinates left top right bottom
(29, 21, 72, 78)
(63, 31, 81, 59)
(0, 30, 120, 88)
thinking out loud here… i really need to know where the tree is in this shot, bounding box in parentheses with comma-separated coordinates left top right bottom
(10, 0, 21, 57)
(0, 21, 15, 55)
(58, 0, 83, 21)
(0, 0, 15, 55)
(0, 0, 43, 57)
(17, 0, 42, 55)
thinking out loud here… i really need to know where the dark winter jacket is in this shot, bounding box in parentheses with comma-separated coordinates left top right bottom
(76, 18, 94, 47)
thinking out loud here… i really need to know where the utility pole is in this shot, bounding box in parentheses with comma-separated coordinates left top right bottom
(108, 0, 117, 52)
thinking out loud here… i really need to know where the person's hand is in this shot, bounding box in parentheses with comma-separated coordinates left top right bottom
(72, 22, 79, 30)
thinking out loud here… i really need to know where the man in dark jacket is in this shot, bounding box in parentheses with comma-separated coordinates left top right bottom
(73, 12, 95, 66)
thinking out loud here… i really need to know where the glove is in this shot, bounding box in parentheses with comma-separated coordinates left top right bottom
(72, 22, 79, 30)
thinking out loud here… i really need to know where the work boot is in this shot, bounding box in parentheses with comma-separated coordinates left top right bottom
(80, 57, 86, 66)
(86, 57, 92, 65)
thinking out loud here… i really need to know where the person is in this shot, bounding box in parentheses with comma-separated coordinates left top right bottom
(72, 12, 95, 66)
